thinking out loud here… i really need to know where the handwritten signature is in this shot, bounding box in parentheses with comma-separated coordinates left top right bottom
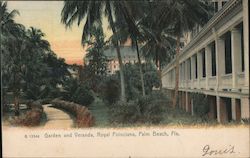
(202, 145, 238, 156)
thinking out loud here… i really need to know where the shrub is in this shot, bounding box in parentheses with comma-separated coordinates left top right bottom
(72, 86, 94, 106)
(110, 91, 170, 124)
(2, 104, 10, 113)
(100, 76, 120, 105)
(123, 63, 161, 101)
(191, 93, 209, 120)
(62, 78, 94, 106)
(51, 99, 95, 127)
(12, 101, 44, 126)
(110, 101, 140, 124)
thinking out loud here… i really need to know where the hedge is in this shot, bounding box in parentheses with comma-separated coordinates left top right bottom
(51, 99, 95, 127)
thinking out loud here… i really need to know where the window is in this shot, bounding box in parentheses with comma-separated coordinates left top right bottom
(222, 1, 227, 7)
(201, 49, 206, 77)
(195, 55, 198, 79)
(211, 41, 216, 76)
(214, 2, 218, 12)
(225, 32, 232, 74)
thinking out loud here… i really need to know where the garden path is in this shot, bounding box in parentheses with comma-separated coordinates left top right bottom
(42, 104, 74, 129)
(88, 98, 109, 127)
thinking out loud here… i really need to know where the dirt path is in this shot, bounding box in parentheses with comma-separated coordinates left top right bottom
(42, 104, 74, 129)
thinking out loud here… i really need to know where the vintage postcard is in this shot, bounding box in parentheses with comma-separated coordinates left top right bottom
(1, 0, 249, 157)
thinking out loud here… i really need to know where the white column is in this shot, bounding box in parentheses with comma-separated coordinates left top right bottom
(179, 64, 182, 88)
(197, 51, 202, 88)
(216, 96, 221, 123)
(191, 56, 195, 89)
(185, 92, 188, 112)
(241, 97, 250, 119)
(231, 98, 237, 120)
(171, 70, 173, 88)
(243, 0, 249, 94)
(173, 68, 176, 89)
(181, 63, 184, 88)
(191, 99, 194, 116)
(231, 28, 241, 91)
(185, 61, 188, 89)
(216, 38, 225, 90)
(205, 46, 212, 90)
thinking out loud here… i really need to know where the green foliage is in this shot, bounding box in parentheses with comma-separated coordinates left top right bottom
(81, 27, 109, 93)
(191, 93, 209, 119)
(99, 62, 160, 104)
(62, 78, 94, 106)
(72, 86, 94, 106)
(99, 76, 120, 105)
(1, 2, 69, 106)
(110, 91, 169, 124)
(84, 26, 108, 76)
(123, 62, 160, 100)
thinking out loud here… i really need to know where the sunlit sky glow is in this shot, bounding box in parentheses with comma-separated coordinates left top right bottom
(8, 1, 96, 65)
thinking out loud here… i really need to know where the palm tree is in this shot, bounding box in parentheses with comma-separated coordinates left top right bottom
(139, 1, 176, 90)
(1, 1, 26, 115)
(2, 27, 27, 115)
(140, 28, 176, 90)
(27, 27, 50, 52)
(156, 0, 212, 107)
(109, 1, 147, 96)
(0, 1, 24, 37)
(61, 1, 131, 101)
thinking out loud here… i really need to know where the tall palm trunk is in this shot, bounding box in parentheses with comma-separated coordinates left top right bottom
(135, 38, 145, 96)
(157, 59, 162, 91)
(14, 94, 20, 116)
(115, 44, 126, 102)
(155, 49, 162, 91)
(173, 35, 180, 107)
(108, 12, 126, 102)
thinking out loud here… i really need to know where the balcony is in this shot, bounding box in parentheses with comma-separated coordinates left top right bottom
(237, 72, 245, 87)
(221, 74, 232, 89)
(208, 76, 217, 88)
(200, 78, 206, 89)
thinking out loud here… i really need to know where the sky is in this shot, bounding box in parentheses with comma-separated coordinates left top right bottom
(7, 1, 93, 65)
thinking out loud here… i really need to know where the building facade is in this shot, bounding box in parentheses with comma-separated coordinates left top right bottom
(103, 46, 144, 74)
(183, 0, 230, 46)
(162, 0, 249, 122)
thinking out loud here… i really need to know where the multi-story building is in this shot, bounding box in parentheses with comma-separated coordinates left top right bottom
(162, 0, 249, 123)
(104, 46, 144, 74)
(183, 0, 230, 46)
(84, 46, 144, 75)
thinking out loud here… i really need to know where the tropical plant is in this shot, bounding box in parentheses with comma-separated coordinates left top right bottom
(122, 62, 160, 101)
(1, 2, 70, 115)
(81, 26, 109, 92)
(1, 1, 25, 115)
(139, 1, 176, 90)
(99, 75, 120, 105)
(155, 0, 212, 107)
(1, 23, 27, 115)
(109, 91, 170, 124)
(0, 1, 24, 38)
(61, 1, 134, 102)
(62, 77, 94, 106)
(84, 26, 108, 76)
(109, 1, 148, 96)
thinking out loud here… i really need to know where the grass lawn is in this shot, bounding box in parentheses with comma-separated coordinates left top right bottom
(88, 97, 110, 127)
(88, 98, 248, 128)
